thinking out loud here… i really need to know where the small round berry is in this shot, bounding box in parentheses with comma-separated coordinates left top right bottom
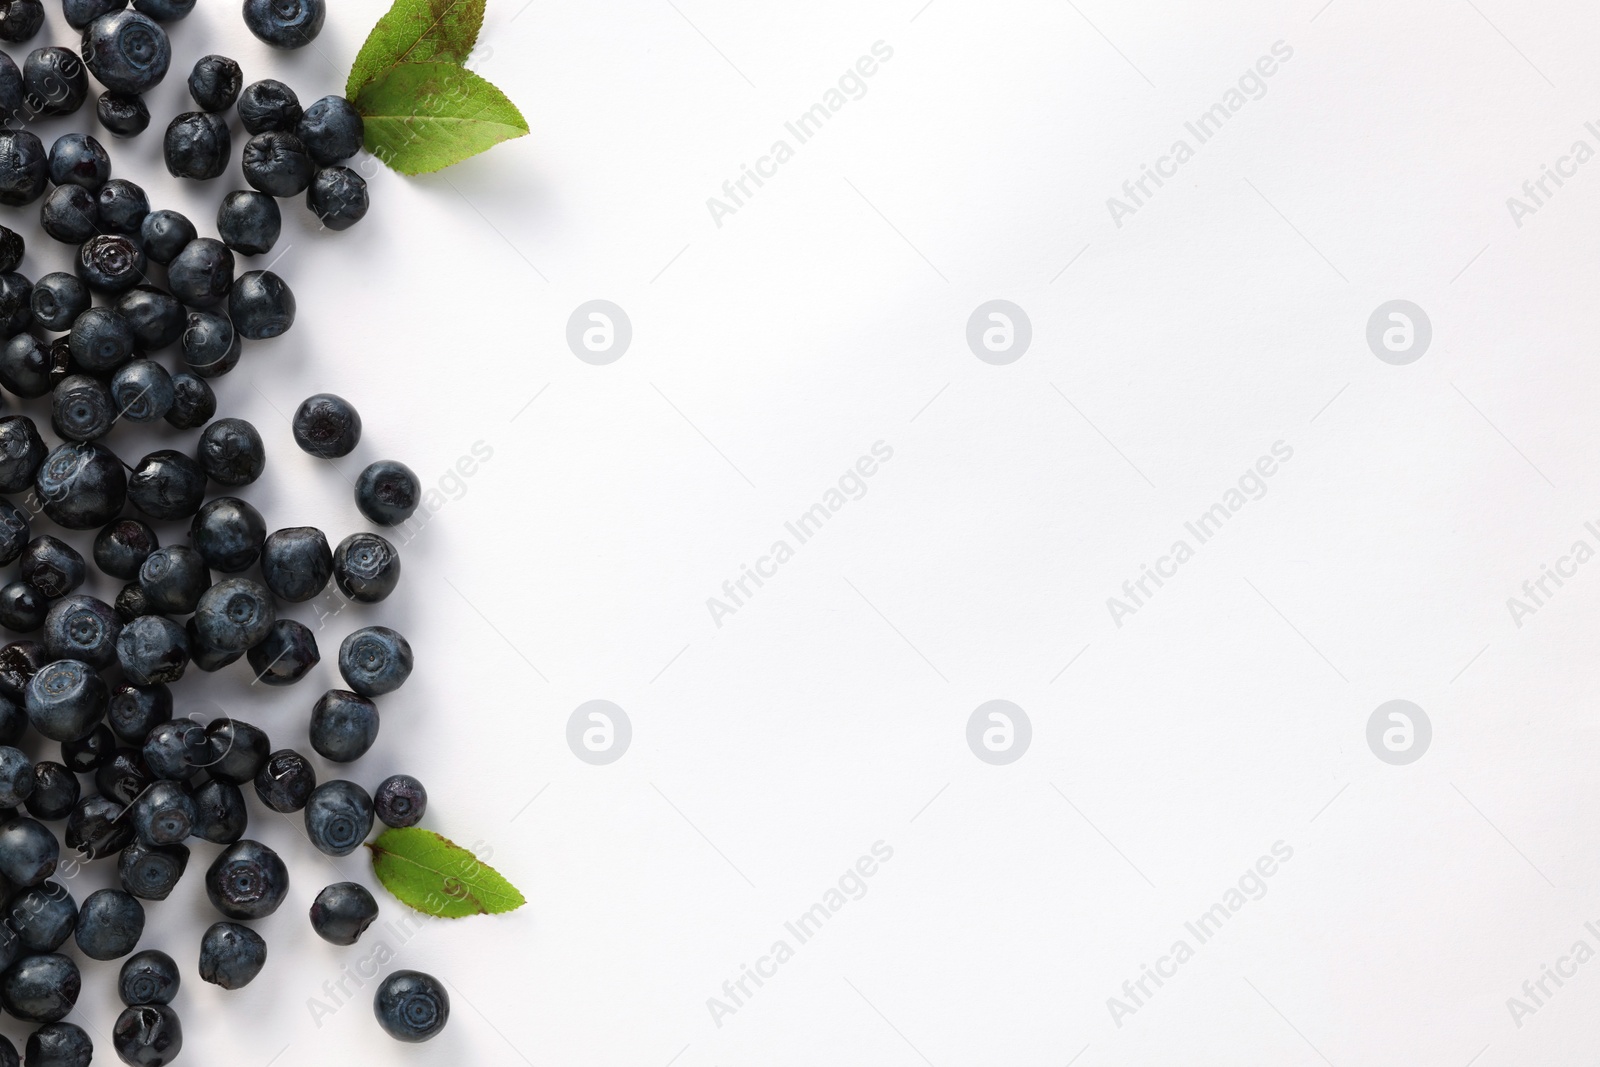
(308, 689, 376, 761)
(50, 375, 113, 442)
(25, 660, 105, 743)
(106, 683, 168, 744)
(137, 209, 192, 264)
(374, 970, 449, 1042)
(73, 888, 142, 961)
(0, 816, 58, 886)
(47, 133, 109, 190)
(197, 417, 265, 487)
(67, 307, 134, 372)
(94, 747, 146, 803)
(116, 287, 184, 350)
(0, 581, 46, 633)
(65, 0, 125, 29)
(309, 881, 377, 945)
(355, 460, 420, 526)
(166, 237, 232, 306)
(240, 130, 312, 197)
(41, 594, 120, 668)
(29, 273, 88, 331)
(23, 47, 88, 116)
(189, 496, 265, 573)
(117, 948, 177, 1005)
(191, 779, 246, 844)
(246, 619, 318, 686)
(297, 95, 362, 164)
(253, 749, 313, 812)
(114, 615, 187, 686)
(96, 178, 148, 233)
(76, 233, 146, 294)
(129, 780, 194, 845)
(113, 1002, 181, 1067)
(191, 577, 275, 654)
(0, 334, 50, 398)
(216, 190, 279, 256)
(35, 442, 127, 530)
(0, 130, 46, 205)
(66, 794, 133, 859)
(203, 718, 269, 785)
(187, 54, 239, 111)
(197, 921, 265, 989)
(40, 185, 99, 244)
(243, 0, 323, 48)
(18, 538, 83, 600)
(303, 779, 373, 857)
(205, 839, 289, 919)
(96, 90, 149, 137)
(163, 111, 229, 180)
(94, 519, 157, 581)
(260, 527, 331, 601)
(2, 953, 77, 1022)
(0, 744, 32, 806)
(164, 371, 214, 429)
(58, 722, 114, 773)
(338, 626, 412, 697)
(180, 310, 238, 378)
(26, 761, 80, 820)
(185, 617, 240, 672)
(237, 78, 300, 133)
(142, 718, 206, 781)
(81, 11, 169, 94)
(374, 774, 426, 828)
(332, 533, 400, 603)
(127, 450, 207, 521)
(110, 360, 173, 424)
(0, 0, 43, 42)
(292, 394, 360, 457)
(228, 270, 293, 339)
(307, 165, 368, 230)
(11, 881, 76, 952)
(0, 416, 44, 494)
(138, 544, 210, 614)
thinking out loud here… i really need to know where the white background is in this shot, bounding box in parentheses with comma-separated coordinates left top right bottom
(7, 0, 1600, 1064)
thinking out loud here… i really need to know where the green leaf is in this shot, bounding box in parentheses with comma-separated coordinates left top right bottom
(354, 62, 529, 175)
(346, 0, 485, 100)
(367, 827, 527, 917)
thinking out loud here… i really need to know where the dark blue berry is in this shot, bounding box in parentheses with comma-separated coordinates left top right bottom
(115, 287, 184, 350)
(374, 970, 449, 1042)
(59, 722, 114, 771)
(111, 360, 174, 423)
(310, 881, 377, 945)
(0, 745, 30, 806)
(217, 190, 279, 255)
(128, 450, 206, 521)
(94, 748, 147, 804)
(138, 545, 209, 614)
(260, 526, 331, 601)
(132, 0, 191, 18)
(164, 371, 213, 429)
(0, 417, 43, 496)
(35, 442, 127, 529)
(163, 111, 229, 180)
(50, 375, 113, 442)
(25, 762, 78, 821)
(0, 52, 19, 117)
(298, 96, 362, 164)
(26, 1021, 91, 1067)
(165, 236, 231, 305)
(42, 594, 120, 668)
(0, 641, 48, 702)
(237, 78, 299, 134)
(39, 186, 98, 243)
(94, 519, 157, 581)
(65, 0, 124, 30)
(113, 1003, 180, 1066)
(190, 779, 245, 843)
(180, 309, 238, 377)
(96, 90, 148, 137)
(0, 582, 46, 633)
(304, 780, 373, 857)
(374, 774, 426, 828)
(19, 537, 83, 598)
(338, 626, 411, 697)
(241, 130, 311, 196)
(96, 178, 148, 233)
(10, 882, 75, 951)
(308, 690, 375, 762)
(253, 748, 312, 812)
(0, 818, 57, 886)
(355, 460, 420, 526)
(47, 133, 108, 189)
(2, 953, 77, 1022)
(246, 619, 317, 685)
(0, 272, 31, 335)
(184, 617, 240, 672)
(205, 839, 288, 919)
(76, 233, 146, 293)
(192, 578, 274, 653)
(115, 615, 187, 685)
(307, 165, 368, 230)
(25, 661, 105, 743)
(0, 335, 51, 399)
(243, 0, 323, 48)
(130, 780, 192, 845)
(82, 11, 169, 94)
(203, 717, 268, 784)
(106, 683, 167, 743)
(228, 269, 293, 339)
(23, 48, 87, 116)
(137, 209, 191, 264)
(64, 794, 132, 859)
(333, 532, 400, 602)
(0, 131, 47, 205)
(117, 948, 176, 1004)
(29, 274, 88, 331)
(292, 394, 360, 456)
(141, 718, 205, 780)
(67, 308, 133, 372)
(197, 921, 264, 988)
(189, 496, 264, 572)
(0, 0, 42, 42)
(72, 888, 141, 960)
(187, 54, 238, 110)
(197, 417, 264, 486)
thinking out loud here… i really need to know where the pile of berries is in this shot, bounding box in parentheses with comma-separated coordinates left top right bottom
(0, 0, 455, 1062)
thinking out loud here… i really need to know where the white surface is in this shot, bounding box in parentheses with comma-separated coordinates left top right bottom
(11, 0, 1600, 1063)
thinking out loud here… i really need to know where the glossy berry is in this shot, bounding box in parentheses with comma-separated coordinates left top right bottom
(40, 185, 98, 243)
(137, 209, 192, 264)
(310, 881, 377, 945)
(73, 888, 142, 960)
(94, 519, 157, 581)
(217, 190, 279, 255)
(10, 881, 76, 951)
(253, 748, 313, 812)
(0, 641, 48, 702)
(128, 450, 207, 521)
(23, 47, 88, 116)
(130, 780, 193, 845)
(112, 361, 173, 424)
(0, 818, 58, 885)
(106, 683, 168, 743)
(77, 233, 146, 294)
(42, 594, 120, 668)
(308, 165, 368, 230)
(25, 661, 106, 743)
(26, 762, 78, 821)
(165, 371, 214, 430)
(0, 272, 30, 335)
(118, 948, 177, 1005)
(205, 839, 289, 919)
(260, 527, 331, 601)
(114, 1003, 181, 1066)
(65, 0, 125, 30)
(228, 270, 294, 339)
(0, 0, 42, 41)
(192, 578, 274, 654)
(185, 618, 240, 672)
(116, 288, 185, 350)
(187, 54, 239, 111)
(67, 309, 132, 374)
(94, 748, 146, 804)
(138, 545, 209, 614)
(203, 717, 268, 784)
(26, 1021, 91, 1067)
(166, 237, 232, 305)
(374, 774, 426, 828)
(247, 619, 318, 686)
(180, 310, 238, 377)
(28, 273, 88, 332)
(197, 418, 265, 486)
(241, 131, 312, 196)
(47, 133, 109, 190)
(96, 90, 149, 137)
(59, 722, 114, 772)
(65, 794, 132, 859)
(333, 533, 400, 603)
(50, 375, 114, 442)
(198, 921, 265, 988)
(0, 744, 31, 806)
(189, 496, 265, 573)
(142, 718, 206, 780)
(298, 95, 362, 164)
(0, 130, 46, 205)
(115, 615, 187, 686)
(243, 0, 323, 48)
(304, 780, 373, 857)
(292, 394, 360, 457)
(0, 335, 50, 398)
(356, 460, 420, 526)
(97, 178, 149, 233)
(0, 582, 46, 632)
(2, 953, 78, 1022)
(118, 842, 188, 900)
(309, 690, 376, 762)
(18, 537, 83, 599)
(35, 442, 127, 529)
(190, 779, 245, 843)
(82, 11, 169, 94)
(374, 970, 449, 1042)
(237, 79, 299, 133)
(163, 111, 229, 180)
(338, 626, 412, 698)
